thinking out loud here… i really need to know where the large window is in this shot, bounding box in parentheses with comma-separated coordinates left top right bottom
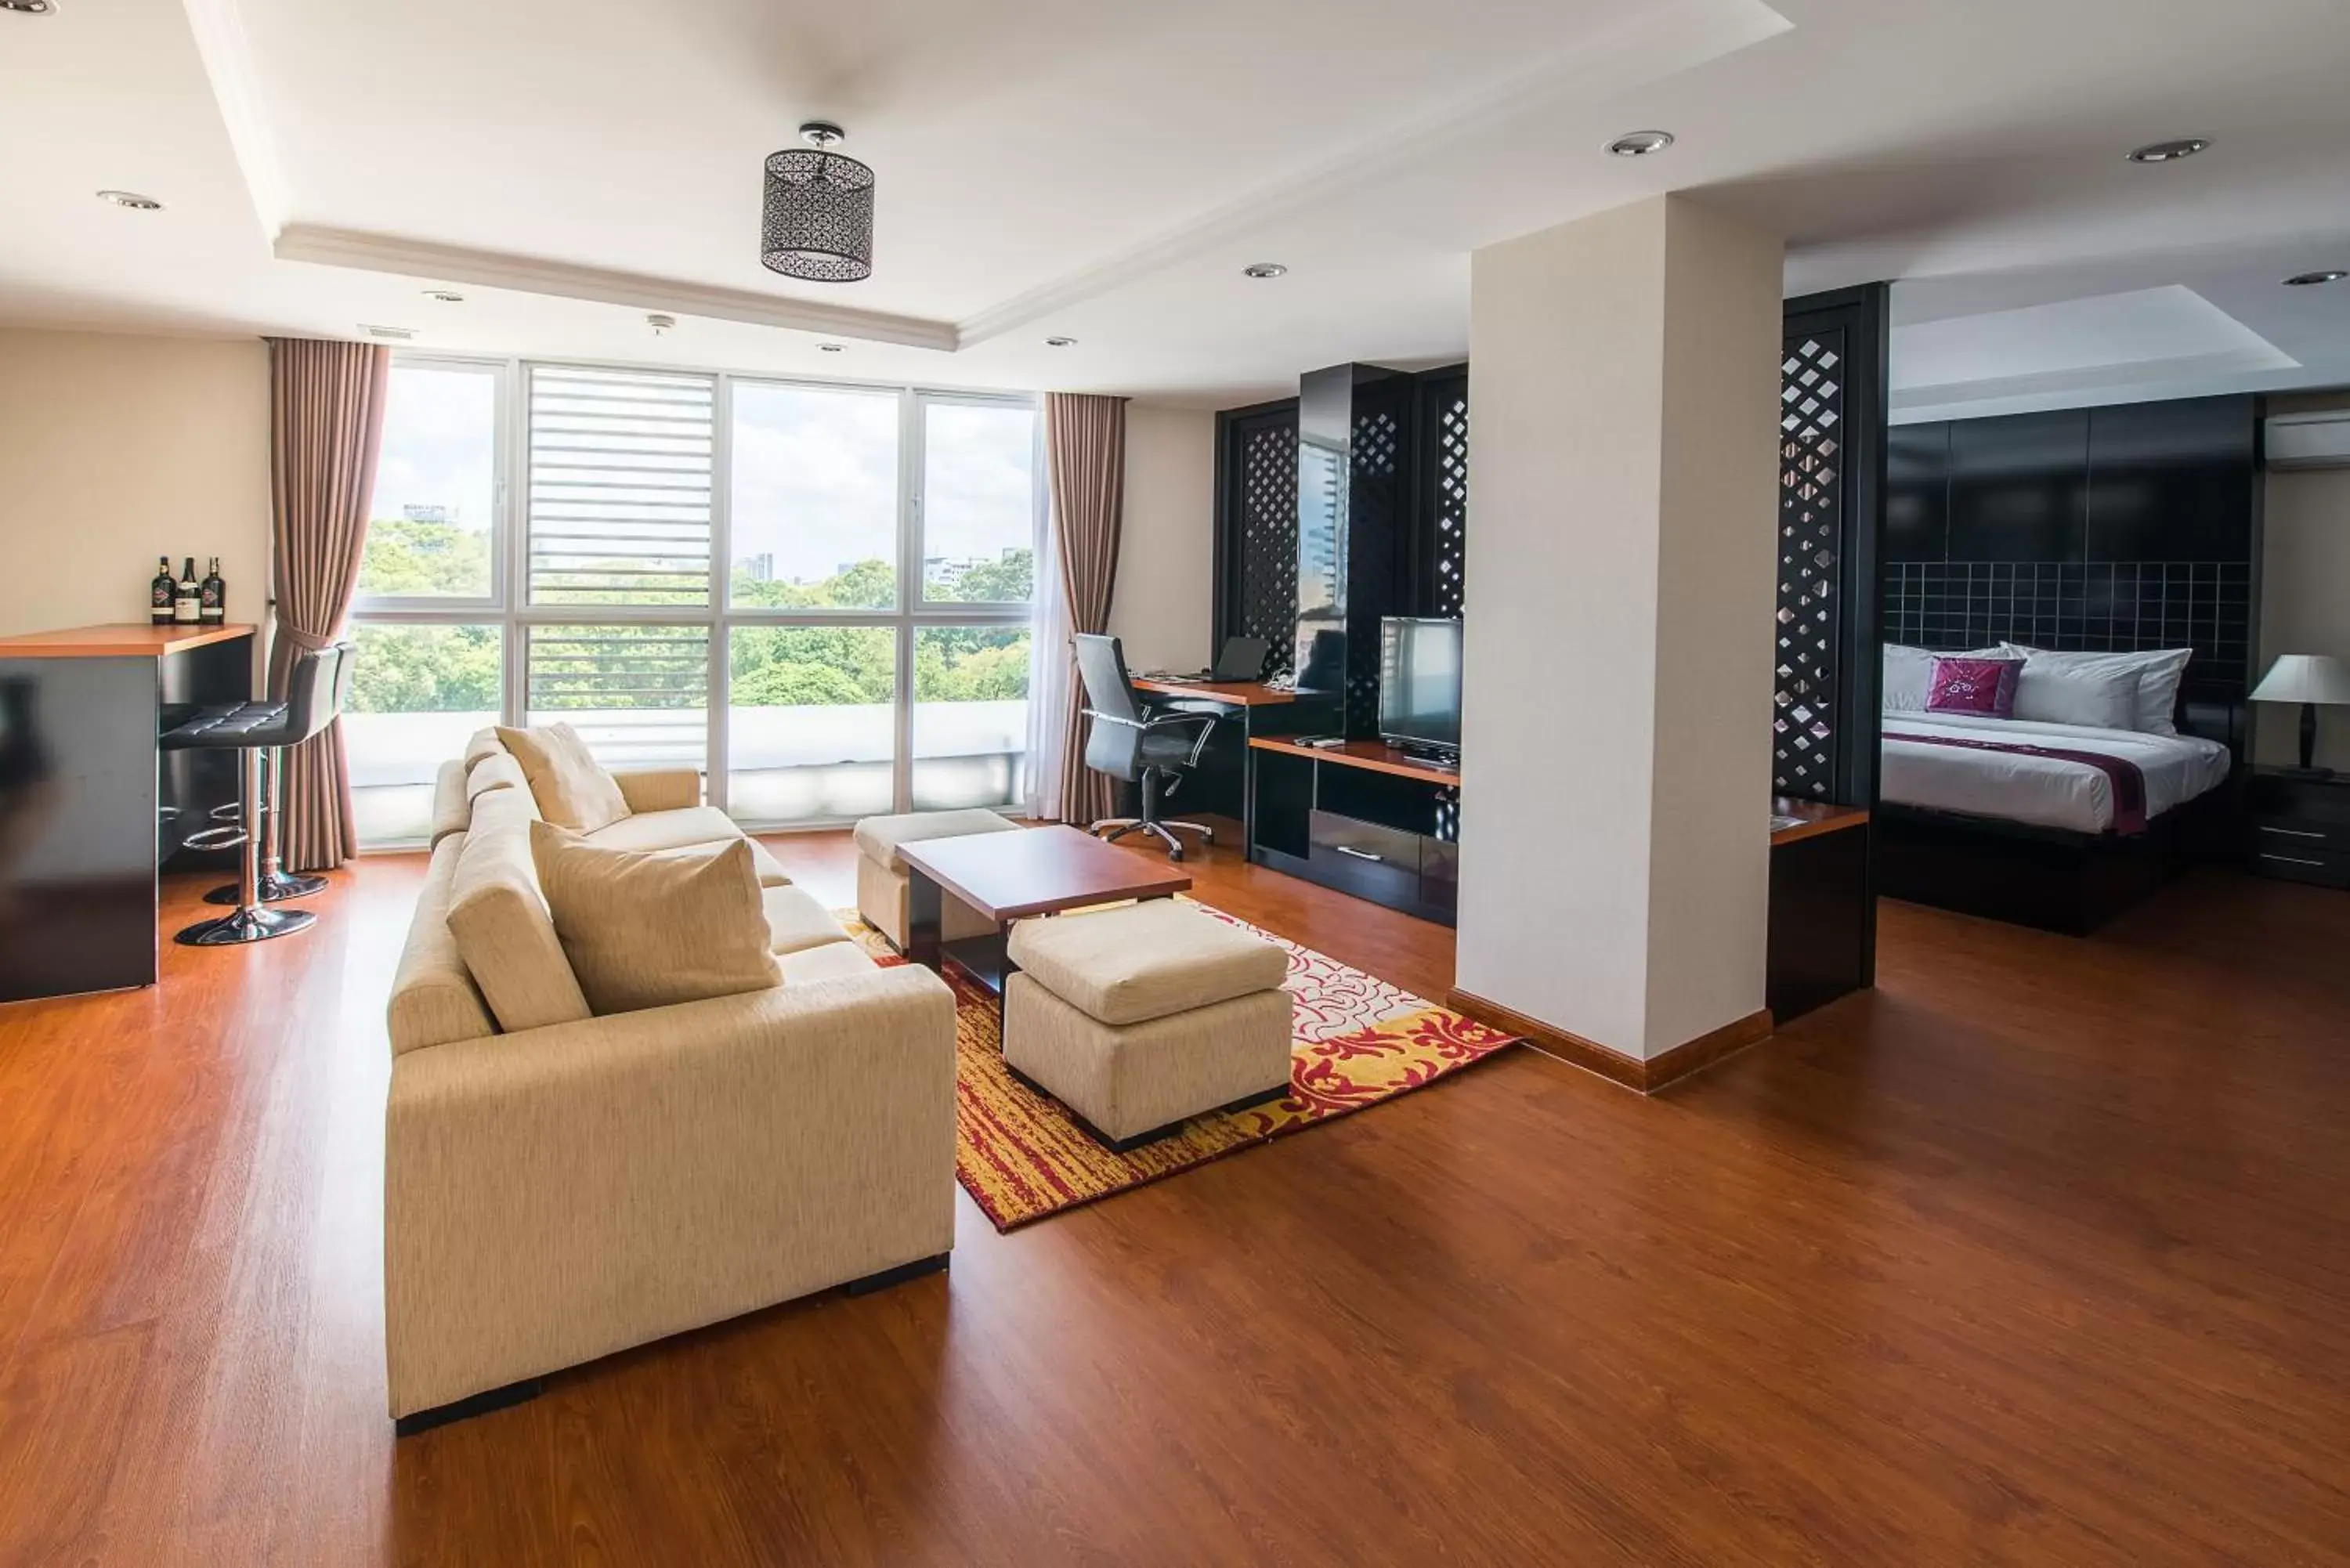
(348, 359, 1039, 845)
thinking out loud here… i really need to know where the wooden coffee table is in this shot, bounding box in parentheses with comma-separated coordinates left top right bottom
(896, 825, 1191, 1004)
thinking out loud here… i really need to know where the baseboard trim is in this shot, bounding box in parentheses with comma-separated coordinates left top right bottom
(1447, 990, 1773, 1095)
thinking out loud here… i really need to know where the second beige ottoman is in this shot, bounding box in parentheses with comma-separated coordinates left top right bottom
(1003, 900, 1292, 1150)
(852, 808, 1018, 950)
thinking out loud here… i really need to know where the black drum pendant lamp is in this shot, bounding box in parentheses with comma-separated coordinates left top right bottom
(761, 121, 874, 284)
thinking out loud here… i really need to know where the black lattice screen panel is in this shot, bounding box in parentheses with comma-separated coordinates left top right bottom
(1233, 417, 1300, 677)
(1885, 562, 2251, 688)
(1774, 332, 1846, 799)
(1430, 388, 1468, 616)
(1344, 403, 1404, 732)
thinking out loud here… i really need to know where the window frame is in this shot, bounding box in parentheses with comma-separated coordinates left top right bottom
(350, 354, 514, 619)
(349, 351, 1043, 844)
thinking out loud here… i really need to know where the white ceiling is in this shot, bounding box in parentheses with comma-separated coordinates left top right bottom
(3, 0, 2349, 410)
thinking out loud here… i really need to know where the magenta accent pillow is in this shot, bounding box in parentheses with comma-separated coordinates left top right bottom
(1925, 656, 2023, 718)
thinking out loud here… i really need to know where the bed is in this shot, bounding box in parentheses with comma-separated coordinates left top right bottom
(1875, 645, 2245, 934)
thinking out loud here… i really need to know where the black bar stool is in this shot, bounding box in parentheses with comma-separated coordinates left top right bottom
(200, 641, 357, 907)
(163, 642, 352, 946)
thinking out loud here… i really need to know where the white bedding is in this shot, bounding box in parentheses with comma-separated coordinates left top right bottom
(1881, 714, 2232, 834)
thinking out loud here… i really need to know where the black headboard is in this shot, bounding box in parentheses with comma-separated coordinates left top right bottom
(1884, 394, 2259, 757)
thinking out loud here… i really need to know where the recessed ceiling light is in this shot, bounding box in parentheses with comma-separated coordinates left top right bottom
(817, 341, 845, 352)
(647, 313, 676, 335)
(1242, 262, 1288, 280)
(1607, 130, 1676, 157)
(360, 324, 416, 341)
(96, 190, 163, 211)
(422, 289, 465, 303)
(2283, 269, 2348, 287)
(1044, 335, 1078, 347)
(3, 1, 58, 16)
(2126, 137, 2209, 164)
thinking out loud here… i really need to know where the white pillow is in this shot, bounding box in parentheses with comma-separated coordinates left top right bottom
(2000, 645, 2193, 735)
(2011, 660, 2142, 730)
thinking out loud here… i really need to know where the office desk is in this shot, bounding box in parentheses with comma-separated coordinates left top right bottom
(0, 622, 256, 1000)
(1126, 677, 1332, 834)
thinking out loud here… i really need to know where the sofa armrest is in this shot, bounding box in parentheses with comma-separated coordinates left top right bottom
(613, 767, 702, 813)
(384, 963, 957, 1418)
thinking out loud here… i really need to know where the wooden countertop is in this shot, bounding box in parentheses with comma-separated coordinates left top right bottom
(0, 623, 257, 659)
(1131, 677, 1298, 706)
(1770, 798, 1870, 847)
(1249, 735, 1461, 786)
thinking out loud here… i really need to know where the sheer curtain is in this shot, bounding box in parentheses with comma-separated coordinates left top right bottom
(1025, 494, 1072, 821)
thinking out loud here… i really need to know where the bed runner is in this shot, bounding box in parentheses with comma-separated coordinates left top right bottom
(1887, 731, 2149, 835)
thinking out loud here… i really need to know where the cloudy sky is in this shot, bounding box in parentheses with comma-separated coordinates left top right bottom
(368, 365, 1037, 587)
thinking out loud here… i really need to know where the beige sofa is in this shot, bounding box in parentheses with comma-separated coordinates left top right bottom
(386, 732, 958, 1428)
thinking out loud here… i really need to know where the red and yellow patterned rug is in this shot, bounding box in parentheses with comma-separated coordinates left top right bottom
(841, 901, 1520, 1231)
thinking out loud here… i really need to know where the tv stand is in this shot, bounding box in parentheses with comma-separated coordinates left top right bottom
(1246, 738, 1460, 924)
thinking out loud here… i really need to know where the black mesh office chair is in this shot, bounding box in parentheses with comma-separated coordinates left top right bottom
(162, 641, 353, 945)
(1074, 633, 1217, 861)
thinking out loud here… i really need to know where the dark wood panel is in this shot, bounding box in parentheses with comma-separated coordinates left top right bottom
(1885, 421, 1950, 562)
(1947, 408, 2089, 562)
(2085, 395, 2258, 562)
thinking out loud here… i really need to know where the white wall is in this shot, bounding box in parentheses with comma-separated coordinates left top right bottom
(0, 330, 271, 647)
(1455, 195, 1779, 1061)
(2256, 392, 2350, 771)
(1108, 402, 1215, 672)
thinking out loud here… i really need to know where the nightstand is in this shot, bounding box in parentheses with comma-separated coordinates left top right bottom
(2246, 769, 2350, 889)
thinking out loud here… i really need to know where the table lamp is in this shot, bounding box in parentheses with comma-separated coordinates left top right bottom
(2250, 653, 2350, 776)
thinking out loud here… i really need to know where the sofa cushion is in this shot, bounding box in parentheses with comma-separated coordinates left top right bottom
(649, 834, 792, 889)
(428, 760, 471, 848)
(1007, 900, 1288, 1026)
(762, 884, 854, 956)
(779, 939, 880, 986)
(497, 721, 630, 833)
(445, 791, 593, 1033)
(387, 833, 498, 1055)
(581, 805, 741, 854)
(852, 808, 1019, 873)
(465, 750, 532, 805)
(531, 822, 781, 1015)
(462, 726, 506, 770)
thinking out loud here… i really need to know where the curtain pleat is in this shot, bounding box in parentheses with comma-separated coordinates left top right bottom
(266, 338, 392, 873)
(1044, 393, 1127, 826)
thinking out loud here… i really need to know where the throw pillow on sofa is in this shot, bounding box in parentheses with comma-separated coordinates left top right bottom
(496, 721, 631, 833)
(530, 821, 782, 1015)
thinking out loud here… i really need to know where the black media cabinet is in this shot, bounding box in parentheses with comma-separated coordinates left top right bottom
(1247, 738, 1459, 924)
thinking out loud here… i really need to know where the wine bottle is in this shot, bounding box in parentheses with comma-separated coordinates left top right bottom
(200, 558, 226, 624)
(175, 558, 201, 624)
(150, 556, 175, 626)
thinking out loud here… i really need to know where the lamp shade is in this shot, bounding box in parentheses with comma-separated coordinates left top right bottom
(2250, 652, 2350, 706)
(761, 146, 874, 284)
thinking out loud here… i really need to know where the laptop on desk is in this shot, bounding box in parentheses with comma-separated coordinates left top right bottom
(1144, 635, 1271, 685)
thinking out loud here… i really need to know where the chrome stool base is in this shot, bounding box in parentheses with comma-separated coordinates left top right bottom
(204, 869, 327, 905)
(175, 905, 317, 946)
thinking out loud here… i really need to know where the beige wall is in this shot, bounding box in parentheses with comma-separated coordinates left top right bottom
(2256, 392, 2350, 770)
(1455, 194, 1780, 1061)
(0, 330, 271, 650)
(1108, 402, 1216, 673)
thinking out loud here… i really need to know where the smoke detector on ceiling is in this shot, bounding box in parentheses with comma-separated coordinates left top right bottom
(647, 313, 677, 335)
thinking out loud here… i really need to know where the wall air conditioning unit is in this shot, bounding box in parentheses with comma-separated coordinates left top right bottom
(2265, 411, 2350, 470)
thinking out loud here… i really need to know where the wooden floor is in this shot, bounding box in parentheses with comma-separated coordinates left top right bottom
(2, 830, 2347, 1566)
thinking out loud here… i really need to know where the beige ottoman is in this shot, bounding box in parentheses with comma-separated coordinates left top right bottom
(854, 809, 1020, 950)
(1003, 900, 1293, 1151)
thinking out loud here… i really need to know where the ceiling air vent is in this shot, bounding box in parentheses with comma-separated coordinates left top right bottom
(360, 324, 417, 341)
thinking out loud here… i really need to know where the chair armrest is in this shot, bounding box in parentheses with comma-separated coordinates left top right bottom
(384, 963, 958, 1418)
(613, 767, 702, 813)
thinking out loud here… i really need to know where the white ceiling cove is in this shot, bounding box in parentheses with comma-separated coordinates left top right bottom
(3, 0, 2349, 408)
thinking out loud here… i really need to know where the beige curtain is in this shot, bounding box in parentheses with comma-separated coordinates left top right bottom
(266, 338, 392, 873)
(1046, 393, 1128, 826)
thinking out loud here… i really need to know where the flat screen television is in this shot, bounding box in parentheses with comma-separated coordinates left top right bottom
(1377, 616, 1463, 755)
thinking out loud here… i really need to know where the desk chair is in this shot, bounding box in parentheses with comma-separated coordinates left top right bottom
(1075, 633, 1217, 861)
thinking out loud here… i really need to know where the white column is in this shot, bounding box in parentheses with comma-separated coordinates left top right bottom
(1455, 194, 1783, 1061)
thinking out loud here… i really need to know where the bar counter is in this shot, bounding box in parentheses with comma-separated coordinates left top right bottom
(0, 622, 257, 1000)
